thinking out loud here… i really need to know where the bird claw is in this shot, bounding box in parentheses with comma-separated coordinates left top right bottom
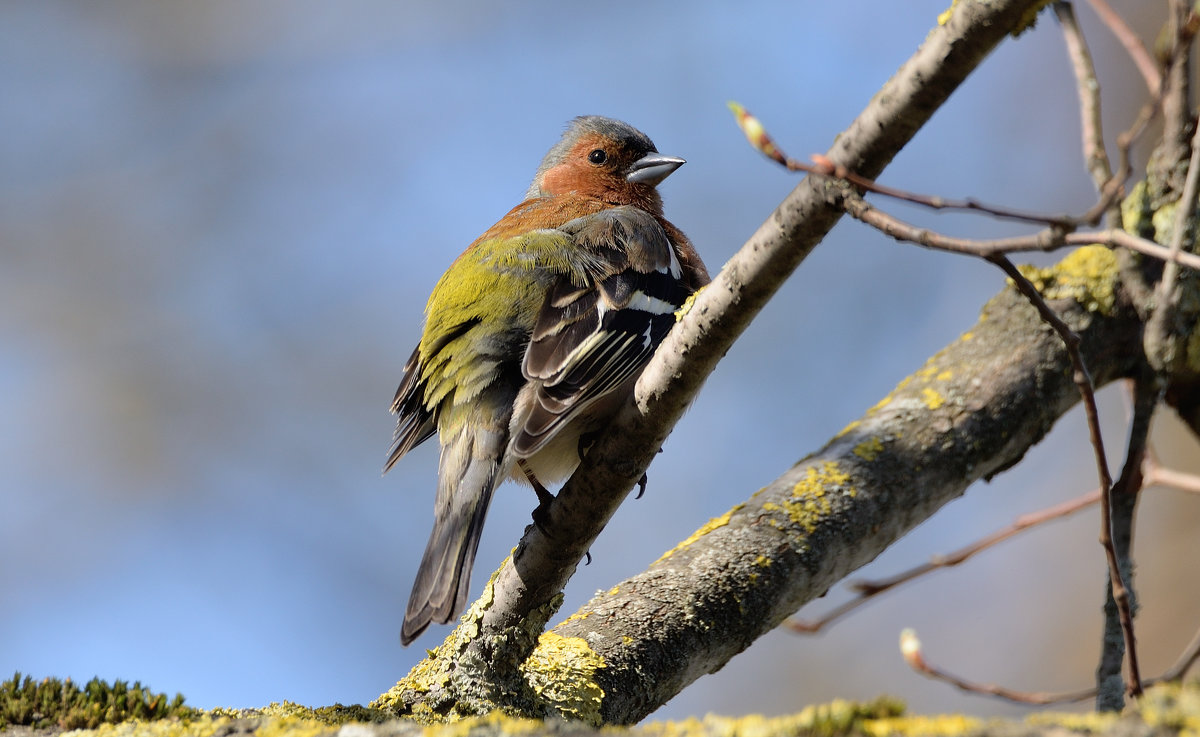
(635, 472, 648, 499)
(532, 500, 554, 537)
(520, 459, 558, 536)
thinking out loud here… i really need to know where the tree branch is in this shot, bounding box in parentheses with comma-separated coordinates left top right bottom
(551, 264, 1144, 723)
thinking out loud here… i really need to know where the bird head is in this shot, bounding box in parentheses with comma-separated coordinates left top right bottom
(525, 116, 684, 215)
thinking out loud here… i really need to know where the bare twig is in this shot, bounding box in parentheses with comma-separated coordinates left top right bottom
(786, 489, 1101, 633)
(1056, 2, 1115, 198)
(901, 622, 1200, 706)
(1162, 623, 1200, 681)
(839, 192, 1200, 271)
(729, 104, 1198, 270)
(1137, 453, 1200, 494)
(988, 253, 1143, 698)
(729, 102, 1088, 228)
(900, 629, 1096, 704)
(1084, 0, 1161, 96)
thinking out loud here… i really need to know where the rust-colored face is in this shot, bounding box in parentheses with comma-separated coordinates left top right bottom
(537, 132, 664, 213)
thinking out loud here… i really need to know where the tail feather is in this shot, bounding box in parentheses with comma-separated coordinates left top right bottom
(400, 425, 505, 645)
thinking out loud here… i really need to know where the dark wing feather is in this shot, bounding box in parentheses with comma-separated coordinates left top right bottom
(384, 318, 479, 472)
(511, 207, 690, 457)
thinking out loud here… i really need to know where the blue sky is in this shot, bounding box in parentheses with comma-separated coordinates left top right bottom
(3, 0, 1196, 722)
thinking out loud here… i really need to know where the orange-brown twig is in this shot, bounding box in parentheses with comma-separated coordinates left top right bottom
(787, 489, 1101, 633)
(900, 629, 1097, 704)
(1084, 0, 1161, 96)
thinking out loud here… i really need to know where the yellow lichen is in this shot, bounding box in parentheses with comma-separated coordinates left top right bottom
(643, 698, 904, 737)
(1025, 710, 1119, 732)
(1135, 680, 1200, 737)
(559, 609, 592, 626)
(936, 0, 958, 26)
(866, 375, 912, 416)
(1015, 245, 1119, 315)
(853, 437, 884, 461)
(920, 388, 945, 410)
(862, 714, 983, 737)
(655, 504, 742, 563)
(372, 563, 506, 715)
(834, 419, 862, 439)
(674, 287, 705, 321)
(255, 713, 335, 737)
(1153, 201, 1179, 243)
(762, 462, 853, 534)
(71, 716, 237, 737)
(520, 632, 605, 726)
(936, 370, 953, 381)
(1122, 180, 1151, 234)
(417, 710, 547, 737)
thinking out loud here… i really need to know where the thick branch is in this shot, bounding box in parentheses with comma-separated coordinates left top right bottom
(554, 264, 1145, 723)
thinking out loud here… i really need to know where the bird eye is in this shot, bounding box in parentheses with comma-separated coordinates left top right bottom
(588, 149, 607, 165)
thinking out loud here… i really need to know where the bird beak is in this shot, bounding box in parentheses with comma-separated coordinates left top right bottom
(626, 152, 685, 186)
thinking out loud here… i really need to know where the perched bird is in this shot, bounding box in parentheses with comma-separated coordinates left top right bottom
(386, 116, 709, 645)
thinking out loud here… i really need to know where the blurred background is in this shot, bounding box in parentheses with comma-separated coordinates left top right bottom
(2, 0, 1197, 722)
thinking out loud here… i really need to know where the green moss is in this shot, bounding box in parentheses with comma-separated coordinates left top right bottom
(0, 673, 194, 731)
(1015, 245, 1119, 315)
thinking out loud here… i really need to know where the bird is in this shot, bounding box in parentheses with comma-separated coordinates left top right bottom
(385, 115, 709, 645)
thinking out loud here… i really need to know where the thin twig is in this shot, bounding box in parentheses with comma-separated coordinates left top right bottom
(901, 623, 1200, 705)
(728, 102, 1087, 228)
(1161, 623, 1200, 681)
(786, 489, 1100, 633)
(729, 104, 1191, 269)
(1084, 0, 1161, 96)
(1076, 98, 1159, 227)
(986, 254, 1143, 698)
(1056, 2, 1115, 196)
(900, 629, 1096, 704)
(1144, 454, 1200, 494)
(838, 192, 1200, 271)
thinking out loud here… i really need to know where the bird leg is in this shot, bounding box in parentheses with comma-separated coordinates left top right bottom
(519, 459, 558, 536)
(518, 459, 556, 507)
